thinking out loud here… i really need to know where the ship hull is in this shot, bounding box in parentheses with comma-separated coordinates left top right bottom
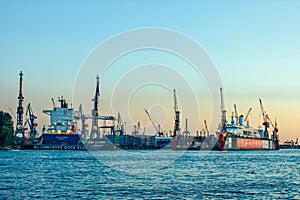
(41, 133, 81, 145)
(215, 134, 277, 150)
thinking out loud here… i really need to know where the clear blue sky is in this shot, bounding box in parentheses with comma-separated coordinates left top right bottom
(0, 0, 299, 141)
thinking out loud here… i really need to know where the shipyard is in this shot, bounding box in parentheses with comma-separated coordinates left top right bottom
(2, 70, 281, 151)
(2, 1, 300, 199)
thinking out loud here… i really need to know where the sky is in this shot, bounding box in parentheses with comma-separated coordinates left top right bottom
(0, 0, 300, 141)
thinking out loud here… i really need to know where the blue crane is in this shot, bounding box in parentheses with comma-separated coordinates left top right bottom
(24, 103, 37, 139)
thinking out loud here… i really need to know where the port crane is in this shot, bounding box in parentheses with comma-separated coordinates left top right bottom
(144, 109, 163, 136)
(173, 89, 180, 137)
(90, 75, 101, 139)
(259, 98, 270, 138)
(15, 71, 25, 143)
(24, 103, 38, 139)
(220, 88, 227, 132)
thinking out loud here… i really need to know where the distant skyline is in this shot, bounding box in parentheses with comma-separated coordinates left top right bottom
(1, 0, 300, 141)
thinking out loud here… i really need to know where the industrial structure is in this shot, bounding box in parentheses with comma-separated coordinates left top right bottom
(24, 103, 38, 140)
(215, 88, 279, 150)
(15, 71, 25, 143)
(11, 71, 279, 150)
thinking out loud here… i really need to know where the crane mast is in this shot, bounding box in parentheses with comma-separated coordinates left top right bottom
(90, 75, 101, 139)
(220, 88, 227, 131)
(15, 71, 25, 142)
(173, 89, 180, 137)
(234, 104, 238, 125)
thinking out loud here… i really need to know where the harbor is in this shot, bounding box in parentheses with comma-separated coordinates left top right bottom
(2, 71, 281, 151)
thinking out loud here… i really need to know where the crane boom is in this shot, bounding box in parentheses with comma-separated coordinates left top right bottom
(266, 115, 274, 128)
(144, 109, 161, 135)
(266, 115, 278, 132)
(244, 107, 252, 122)
(204, 120, 209, 136)
(259, 98, 267, 123)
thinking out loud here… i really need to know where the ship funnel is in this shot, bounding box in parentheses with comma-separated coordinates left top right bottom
(239, 115, 244, 126)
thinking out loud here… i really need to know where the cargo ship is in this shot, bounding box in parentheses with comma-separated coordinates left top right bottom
(214, 88, 279, 151)
(36, 97, 85, 150)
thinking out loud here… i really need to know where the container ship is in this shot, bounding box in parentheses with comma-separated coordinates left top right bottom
(214, 88, 279, 151)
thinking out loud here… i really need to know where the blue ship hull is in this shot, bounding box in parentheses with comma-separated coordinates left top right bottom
(42, 134, 80, 145)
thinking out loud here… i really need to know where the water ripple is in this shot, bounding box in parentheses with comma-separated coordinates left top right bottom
(0, 150, 299, 199)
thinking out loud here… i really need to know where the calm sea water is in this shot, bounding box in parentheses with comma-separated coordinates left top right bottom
(0, 149, 299, 199)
